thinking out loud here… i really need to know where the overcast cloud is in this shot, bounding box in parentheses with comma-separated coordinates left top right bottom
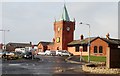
(0, 2, 118, 44)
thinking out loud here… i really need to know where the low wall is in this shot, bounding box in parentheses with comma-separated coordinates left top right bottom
(82, 65, 120, 74)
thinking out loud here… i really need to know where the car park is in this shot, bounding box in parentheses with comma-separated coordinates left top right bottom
(56, 50, 73, 56)
(23, 51, 32, 59)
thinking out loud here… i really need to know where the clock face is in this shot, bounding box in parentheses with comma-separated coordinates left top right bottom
(66, 27, 70, 31)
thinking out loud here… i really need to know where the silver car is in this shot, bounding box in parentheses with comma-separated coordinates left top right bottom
(56, 50, 73, 56)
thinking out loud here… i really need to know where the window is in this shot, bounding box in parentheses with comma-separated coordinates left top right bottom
(56, 37, 60, 43)
(83, 45, 87, 52)
(99, 46, 103, 53)
(94, 46, 97, 53)
(75, 46, 79, 52)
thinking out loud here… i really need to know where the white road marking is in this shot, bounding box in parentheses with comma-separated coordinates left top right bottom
(9, 64, 21, 66)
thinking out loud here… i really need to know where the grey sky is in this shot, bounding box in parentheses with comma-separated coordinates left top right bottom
(0, 2, 118, 44)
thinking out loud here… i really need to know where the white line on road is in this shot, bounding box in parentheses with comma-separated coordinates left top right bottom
(9, 64, 21, 66)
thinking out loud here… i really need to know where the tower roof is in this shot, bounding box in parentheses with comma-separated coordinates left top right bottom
(60, 4, 70, 21)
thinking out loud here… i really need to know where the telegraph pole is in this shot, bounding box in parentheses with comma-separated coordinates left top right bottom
(0, 29, 10, 51)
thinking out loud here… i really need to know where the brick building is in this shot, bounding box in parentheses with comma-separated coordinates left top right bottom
(53, 4, 75, 50)
(6, 42, 32, 52)
(38, 4, 75, 51)
(37, 41, 53, 52)
(68, 34, 120, 56)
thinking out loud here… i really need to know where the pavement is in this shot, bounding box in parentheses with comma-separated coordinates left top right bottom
(65, 55, 86, 64)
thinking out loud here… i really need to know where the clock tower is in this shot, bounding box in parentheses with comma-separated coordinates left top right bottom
(54, 4, 75, 50)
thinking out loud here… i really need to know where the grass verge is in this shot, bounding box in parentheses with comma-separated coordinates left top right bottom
(82, 56, 106, 62)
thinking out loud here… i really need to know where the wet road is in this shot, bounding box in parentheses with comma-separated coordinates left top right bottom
(2, 56, 82, 74)
(1, 55, 119, 76)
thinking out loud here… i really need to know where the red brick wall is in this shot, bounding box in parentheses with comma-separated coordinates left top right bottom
(68, 47, 80, 55)
(47, 44, 55, 51)
(54, 21, 75, 50)
(38, 44, 45, 52)
(90, 38, 108, 56)
(6, 45, 15, 51)
(68, 46, 88, 56)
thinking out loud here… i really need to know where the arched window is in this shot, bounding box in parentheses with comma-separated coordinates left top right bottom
(99, 46, 103, 53)
(94, 46, 97, 53)
(75, 45, 79, 52)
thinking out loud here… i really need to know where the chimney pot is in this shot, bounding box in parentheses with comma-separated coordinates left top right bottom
(106, 33, 110, 39)
(80, 34, 84, 40)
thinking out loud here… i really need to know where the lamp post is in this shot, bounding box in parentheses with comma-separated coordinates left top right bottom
(80, 22, 90, 62)
(0, 29, 10, 51)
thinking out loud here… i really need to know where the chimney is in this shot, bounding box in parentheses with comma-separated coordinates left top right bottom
(106, 33, 110, 39)
(80, 34, 84, 40)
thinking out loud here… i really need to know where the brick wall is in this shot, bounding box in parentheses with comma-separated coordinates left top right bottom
(47, 45, 55, 51)
(38, 44, 45, 52)
(90, 38, 108, 56)
(68, 46, 88, 56)
(54, 21, 75, 50)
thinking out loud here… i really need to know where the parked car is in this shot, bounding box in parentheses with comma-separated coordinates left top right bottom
(23, 52, 32, 59)
(37, 50, 56, 56)
(2, 51, 19, 60)
(6, 52, 15, 56)
(14, 52, 25, 58)
(0, 51, 4, 58)
(50, 51, 56, 56)
(56, 50, 73, 56)
(37, 51, 45, 55)
(45, 50, 51, 55)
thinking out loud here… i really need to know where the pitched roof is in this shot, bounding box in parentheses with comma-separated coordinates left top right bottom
(101, 38, 120, 45)
(7, 42, 32, 48)
(60, 4, 70, 21)
(68, 37, 120, 46)
(38, 41, 53, 46)
(68, 37, 96, 46)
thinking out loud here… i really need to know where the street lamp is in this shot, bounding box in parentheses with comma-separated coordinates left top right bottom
(80, 22, 90, 62)
(0, 29, 10, 51)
